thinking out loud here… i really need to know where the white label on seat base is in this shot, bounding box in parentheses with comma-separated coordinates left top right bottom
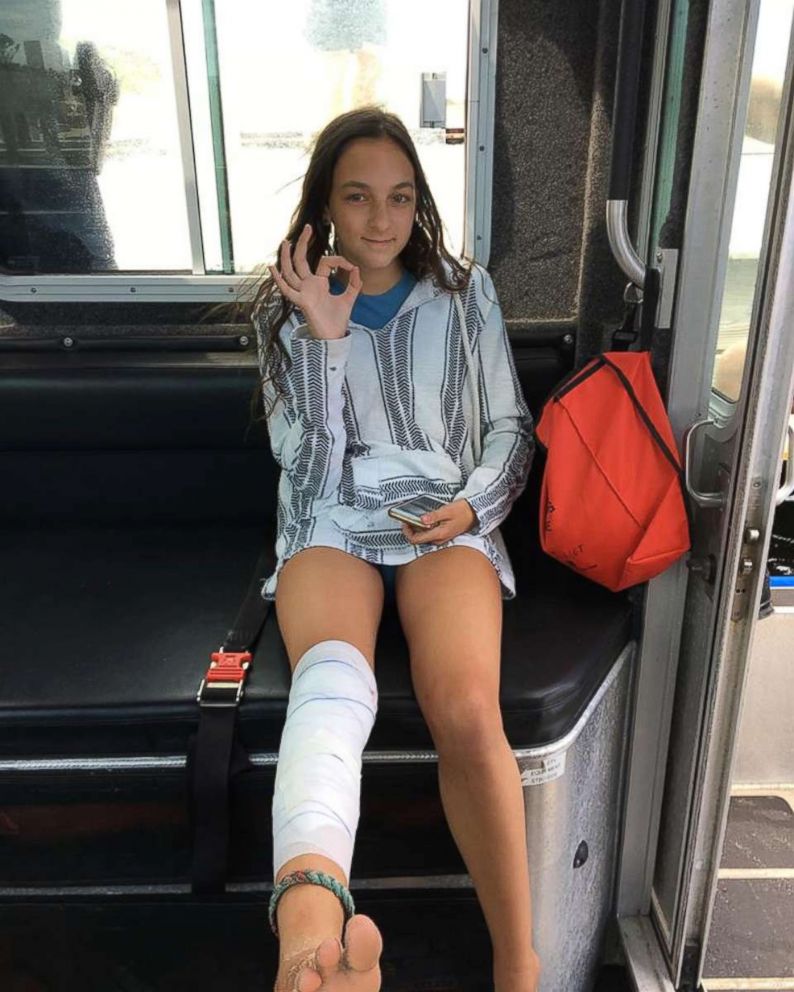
(520, 752, 567, 786)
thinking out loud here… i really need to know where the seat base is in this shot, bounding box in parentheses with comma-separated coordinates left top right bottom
(0, 646, 633, 992)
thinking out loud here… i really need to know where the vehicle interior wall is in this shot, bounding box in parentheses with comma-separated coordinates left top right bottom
(4, 8, 687, 724)
(493, 0, 643, 363)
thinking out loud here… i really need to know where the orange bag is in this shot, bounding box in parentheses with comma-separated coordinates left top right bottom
(535, 352, 690, 591)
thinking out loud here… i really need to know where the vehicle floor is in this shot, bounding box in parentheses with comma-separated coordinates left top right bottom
(701, 788, 794, 991)
(0, 892, 633, 992)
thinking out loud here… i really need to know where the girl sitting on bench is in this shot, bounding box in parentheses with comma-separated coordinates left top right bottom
(253, 106, 539, 992)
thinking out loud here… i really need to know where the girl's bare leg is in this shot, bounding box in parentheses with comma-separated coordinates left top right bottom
(395, 547, 542, 992)
(273, 548, 385, 991)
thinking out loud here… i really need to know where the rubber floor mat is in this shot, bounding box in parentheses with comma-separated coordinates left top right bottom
(703, 878, 794, 979)
(721, 795, 794, 870)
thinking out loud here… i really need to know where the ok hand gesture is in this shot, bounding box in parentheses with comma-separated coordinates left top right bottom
(269, 223, 362, 341)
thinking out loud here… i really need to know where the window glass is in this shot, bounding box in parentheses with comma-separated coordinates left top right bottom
(0, 0, 470, 279)
(0, 0, 193, 273)
(196, 0, 469, 274)
(712, 0, 794, 401)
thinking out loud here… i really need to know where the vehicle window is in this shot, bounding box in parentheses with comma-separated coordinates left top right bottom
(712, 0, 794, 402)
(0, 0, 191, 273)
(0, 0, 469, 278)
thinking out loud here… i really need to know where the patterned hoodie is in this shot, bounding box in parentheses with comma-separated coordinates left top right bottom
(256, 262, 534, 600)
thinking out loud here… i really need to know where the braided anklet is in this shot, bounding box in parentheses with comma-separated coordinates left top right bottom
(269, 869, 355, 938)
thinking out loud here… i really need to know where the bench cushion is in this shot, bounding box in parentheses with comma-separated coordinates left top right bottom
(0, 354, 632, 758)
(0, 517, 631, 756)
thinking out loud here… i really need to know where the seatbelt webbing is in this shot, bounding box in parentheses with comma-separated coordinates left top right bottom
(190, 543, 275, 895)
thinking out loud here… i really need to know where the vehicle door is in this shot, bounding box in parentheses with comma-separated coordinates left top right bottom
(617, 0, 794, 987)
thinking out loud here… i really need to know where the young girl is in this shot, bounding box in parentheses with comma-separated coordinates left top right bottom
(253, 106, 540, 992)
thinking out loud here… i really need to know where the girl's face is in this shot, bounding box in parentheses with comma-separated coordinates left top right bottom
(324, 137, 416, 287)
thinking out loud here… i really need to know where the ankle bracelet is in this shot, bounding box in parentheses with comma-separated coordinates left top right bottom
(269, 869, 355, 937)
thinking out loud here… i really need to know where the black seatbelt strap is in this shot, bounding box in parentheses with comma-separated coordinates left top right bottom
(610, 300, 639, 352)
(638, 265, 660, 352)
(189, 544, 275, 895)
(611, 267, 661, 353)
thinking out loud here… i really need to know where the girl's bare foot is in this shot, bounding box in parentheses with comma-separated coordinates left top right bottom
(276, 915, 383, 991)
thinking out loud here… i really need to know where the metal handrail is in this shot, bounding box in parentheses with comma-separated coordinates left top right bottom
(606, 0, 650, 290)
(607, 200, 647, 288)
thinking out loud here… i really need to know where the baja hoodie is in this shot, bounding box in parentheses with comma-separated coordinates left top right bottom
(255, 262, 534, 600)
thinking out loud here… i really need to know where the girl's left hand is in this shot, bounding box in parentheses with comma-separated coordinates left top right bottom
(400, 498, 477, 545)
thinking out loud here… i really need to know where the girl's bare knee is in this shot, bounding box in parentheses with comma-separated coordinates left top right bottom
(275, 548, 385, 668)
(421, 688, 506, 759)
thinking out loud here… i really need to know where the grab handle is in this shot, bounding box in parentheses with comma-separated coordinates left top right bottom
(606, 0, 649, 289)
(683, 419, 725, 508)
(607, 201, 646, 288)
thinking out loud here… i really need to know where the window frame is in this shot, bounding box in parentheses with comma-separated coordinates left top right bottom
(0, 0, 498, 304)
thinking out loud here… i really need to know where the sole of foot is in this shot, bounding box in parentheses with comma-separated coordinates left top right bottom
(279, 914, 383, 992)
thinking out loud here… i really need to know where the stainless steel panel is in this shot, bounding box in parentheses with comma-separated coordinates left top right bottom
(519, 645, 634, 992)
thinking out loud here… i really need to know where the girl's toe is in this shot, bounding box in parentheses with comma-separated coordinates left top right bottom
(296, 965, 323, 992)
(342, 915, 383, 972)
(314, 935, 343, 976)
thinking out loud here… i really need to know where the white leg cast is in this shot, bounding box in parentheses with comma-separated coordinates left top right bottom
(273, 639, 378, 880)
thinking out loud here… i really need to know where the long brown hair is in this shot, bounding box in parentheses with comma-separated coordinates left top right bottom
(248, 105, 473, 422)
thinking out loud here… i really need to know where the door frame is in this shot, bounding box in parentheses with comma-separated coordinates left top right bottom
(616, 0, 794, 985)
(617, 0, 761, 922)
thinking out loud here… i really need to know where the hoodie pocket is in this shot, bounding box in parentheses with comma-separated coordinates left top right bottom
(347, 447, 463, 510)
(348, 455, 383, 510)
(329, 448, 464, 538)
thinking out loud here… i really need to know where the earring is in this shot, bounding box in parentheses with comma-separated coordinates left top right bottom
(325, 220, 337, 253)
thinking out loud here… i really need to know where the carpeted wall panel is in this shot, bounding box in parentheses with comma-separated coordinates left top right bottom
(491, 0, 657, 362)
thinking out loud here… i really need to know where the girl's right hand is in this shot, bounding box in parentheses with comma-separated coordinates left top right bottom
(269, 223, 362, 341)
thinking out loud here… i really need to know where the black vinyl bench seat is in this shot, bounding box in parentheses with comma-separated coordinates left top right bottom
(1, 518, 631, 758)
(0, 358, 632, 759)
(0, 357, 633, 891)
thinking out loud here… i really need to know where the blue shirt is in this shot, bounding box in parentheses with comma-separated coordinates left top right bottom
(330, 269, 417, 329)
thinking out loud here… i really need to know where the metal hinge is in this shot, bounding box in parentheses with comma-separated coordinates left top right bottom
(730, 500, 765, 622)
(654, 248, 679, 330)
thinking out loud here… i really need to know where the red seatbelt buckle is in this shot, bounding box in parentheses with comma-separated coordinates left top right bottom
(197, 650, 252, 707)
